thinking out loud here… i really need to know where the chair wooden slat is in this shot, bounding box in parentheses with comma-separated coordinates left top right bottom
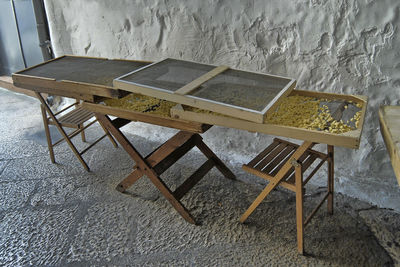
(58, 107, 95, 126)
(262, 145, 296, 174)
(286, 154, 319, 184)
(248, 139, 280, 167)
(269, 149, 296, 176)
(255, 142, 287, 170)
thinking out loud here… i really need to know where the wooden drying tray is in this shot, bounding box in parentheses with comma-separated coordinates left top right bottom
(113, 58, 296, 123)
(82, 101, 211, 134)
(12, 55, 150, 102)
(379, 106, 400, 185)
(170, 90, 368, 149)
(12, 55, 210, 134)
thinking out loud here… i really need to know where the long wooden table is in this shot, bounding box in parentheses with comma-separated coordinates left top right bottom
(13, 55, 368, 254)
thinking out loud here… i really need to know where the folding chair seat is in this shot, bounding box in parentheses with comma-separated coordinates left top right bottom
(240, 138, 334, 254)
(36, 93, 117, 171)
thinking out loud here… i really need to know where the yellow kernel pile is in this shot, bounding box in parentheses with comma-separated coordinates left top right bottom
(104, 93, 176, 117)
(266, 95, 362, 134)
(353, 111, 362, 128)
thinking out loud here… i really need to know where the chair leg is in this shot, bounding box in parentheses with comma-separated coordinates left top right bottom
(97, 119, 118, 148)
(40, 105, 55, 163)
(35, 93, 90, 171)
(80, 123, 86, 142)
(295, 165, 304, 255)
(327, 145, 334, 215)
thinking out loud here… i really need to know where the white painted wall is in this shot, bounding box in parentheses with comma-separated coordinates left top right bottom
(43, 0, 400, 211)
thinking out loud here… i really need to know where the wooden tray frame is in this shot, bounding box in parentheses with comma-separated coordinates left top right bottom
(12, 55, 151, 102)
(82, 102, 210, 133)
(113, 58, 296, 123)
(170, 90, 368, 149)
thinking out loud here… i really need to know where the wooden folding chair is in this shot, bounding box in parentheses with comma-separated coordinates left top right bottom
(35, 92, 118, 171)
(240, 138, 334, 254)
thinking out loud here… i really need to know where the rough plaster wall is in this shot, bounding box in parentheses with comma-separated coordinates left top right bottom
(43, 0, 400, 211)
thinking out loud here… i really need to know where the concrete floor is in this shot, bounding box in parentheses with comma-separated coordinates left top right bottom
(0, 88, 399, 266)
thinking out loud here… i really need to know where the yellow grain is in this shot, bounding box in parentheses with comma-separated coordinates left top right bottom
(104, 93, 176, 117)
(265, 95, 362, 134)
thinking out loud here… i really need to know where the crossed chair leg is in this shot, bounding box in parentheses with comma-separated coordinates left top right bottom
(240, 139, 334, 254)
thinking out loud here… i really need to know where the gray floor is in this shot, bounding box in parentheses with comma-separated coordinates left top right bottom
(0, 88, 399, 266)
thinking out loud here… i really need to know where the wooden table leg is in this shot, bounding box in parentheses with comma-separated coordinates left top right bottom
(96, 113, 196, 224)
(196, 140, 236, 180)
(116, 168, 144, 192)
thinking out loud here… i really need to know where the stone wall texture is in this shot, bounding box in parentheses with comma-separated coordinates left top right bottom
(43, 0, 400, 211)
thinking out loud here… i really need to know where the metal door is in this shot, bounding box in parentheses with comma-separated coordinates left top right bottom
(0, 0, 52, 75)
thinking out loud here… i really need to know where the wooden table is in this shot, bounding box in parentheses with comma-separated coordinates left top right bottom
(13, 55, 368, 254)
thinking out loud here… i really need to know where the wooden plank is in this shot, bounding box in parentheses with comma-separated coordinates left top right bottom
(83, 102, 210, 133)
(116, 168, 143, 192)
(304, 192, 330, 226)
(242, 164, 296, 191)
(269, 149, 296, 176)
(255, 143, 287, 171)
(263, 80, 296, 117)
(379, 106, 400, 185)
(283, 151, 311, 184)
(174, 65, 229, 95)
(14, 81, 95, 102)
(58, 107, 92, 123)
(152, 134, 197, 175)
(295, 165, 304, 254)
(285, 154, 318, 184)
(0, 76, 39, 98)
(13, 73, 120, 99)
(195, 139, 236, 180)
(262, 145, 296, 174)
(248, 139, 280, 167)
(170, 89, 368, 149)
(303, 157, 327, 185)
(173, 159, 215, 200)
(276, 138, 327, 159)
(148, 132, 195, 166)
